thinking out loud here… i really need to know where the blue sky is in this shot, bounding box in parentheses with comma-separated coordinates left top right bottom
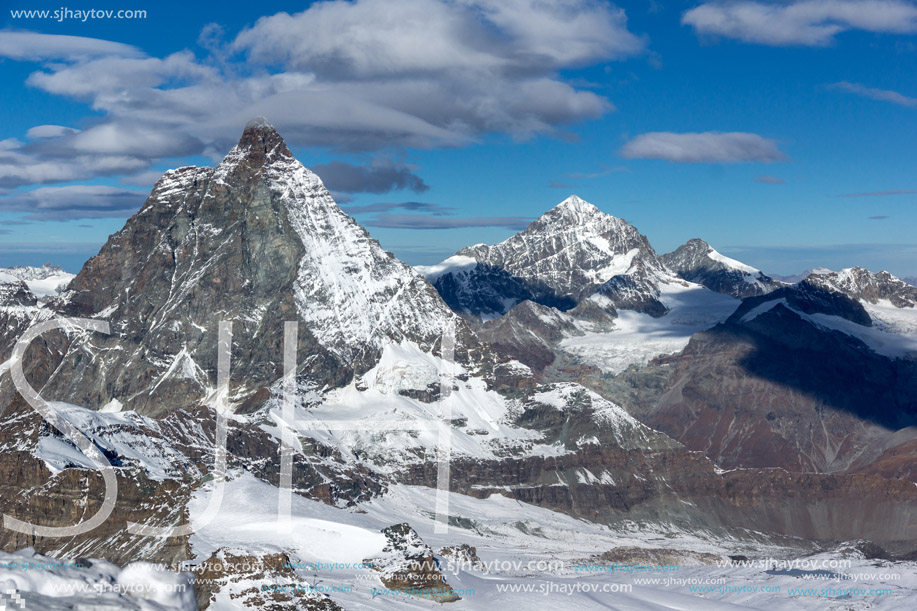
(1, 0, 915, 276)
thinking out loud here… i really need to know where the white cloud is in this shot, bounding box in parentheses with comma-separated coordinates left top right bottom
(234, 0, 643, 76)
(25, 125, 81, 139)
(0, 142, 148, 188)
(683, 0, 917, 46)
(311, 160, 429, 194)
(0, 1, 644, 198)
(827, 81, 917, 106)
(0, 185, 147, 220)
(25, 51, 216, 100)
(65, 123, 203, 157)
(363, 213, 532, 230)
(620, 131, 787, 163)
(119, 170, 170, 187)
(0, 31, 142, 60)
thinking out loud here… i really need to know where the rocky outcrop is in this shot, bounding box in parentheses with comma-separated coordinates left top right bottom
(590, 546, 722, 567)
(192, 550, 341, 611)
(365, 523, 460, 603)
(438, 544, 482, 570)
(662, 238, 782, 298)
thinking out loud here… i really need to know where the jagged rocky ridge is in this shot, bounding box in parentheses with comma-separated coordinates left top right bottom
(805, 266, 917, 308)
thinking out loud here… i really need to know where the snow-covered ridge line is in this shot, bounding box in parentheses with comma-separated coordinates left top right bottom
(741, 298, 917, 358)
(706, 248, 759, 274)
(0, 263, 75, 297)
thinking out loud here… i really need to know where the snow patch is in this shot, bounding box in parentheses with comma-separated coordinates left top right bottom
(707, 248, 759, 274)
(415, 255, 478, 283)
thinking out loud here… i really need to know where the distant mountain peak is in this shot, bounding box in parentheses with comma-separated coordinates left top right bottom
(662, 238, 780, 299)
(683, 237, 711, 249)
(540, 195, 609, 225)
(805, 266, 917, 308)
(426, 196, 671, 318)
(552, 194, 598, 213)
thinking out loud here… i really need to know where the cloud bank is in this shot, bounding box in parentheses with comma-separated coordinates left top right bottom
(620, 131, 786, 163)
(683, 0, 917, 46)
(828, 82, 917, 107)
(0, 185, 147, 220)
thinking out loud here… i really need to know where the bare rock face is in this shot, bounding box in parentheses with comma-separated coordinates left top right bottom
(425, 195, 670, 318)
(661, 238, 783, 298)
(478, 300, 582, 372)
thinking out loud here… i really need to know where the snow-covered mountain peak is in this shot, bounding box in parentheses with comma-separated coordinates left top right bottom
(669, 238, 760, 274)
(535, 194, 619, 233)
(424, 196, 671, 318)
(550, 194, 600, 215)
(661, 238, 781, 299)
(37, 120, 476, 414)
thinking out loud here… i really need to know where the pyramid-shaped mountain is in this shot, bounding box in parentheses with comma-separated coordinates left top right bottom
(422, 195, 671, 318)
(3, 119, 475, 416)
